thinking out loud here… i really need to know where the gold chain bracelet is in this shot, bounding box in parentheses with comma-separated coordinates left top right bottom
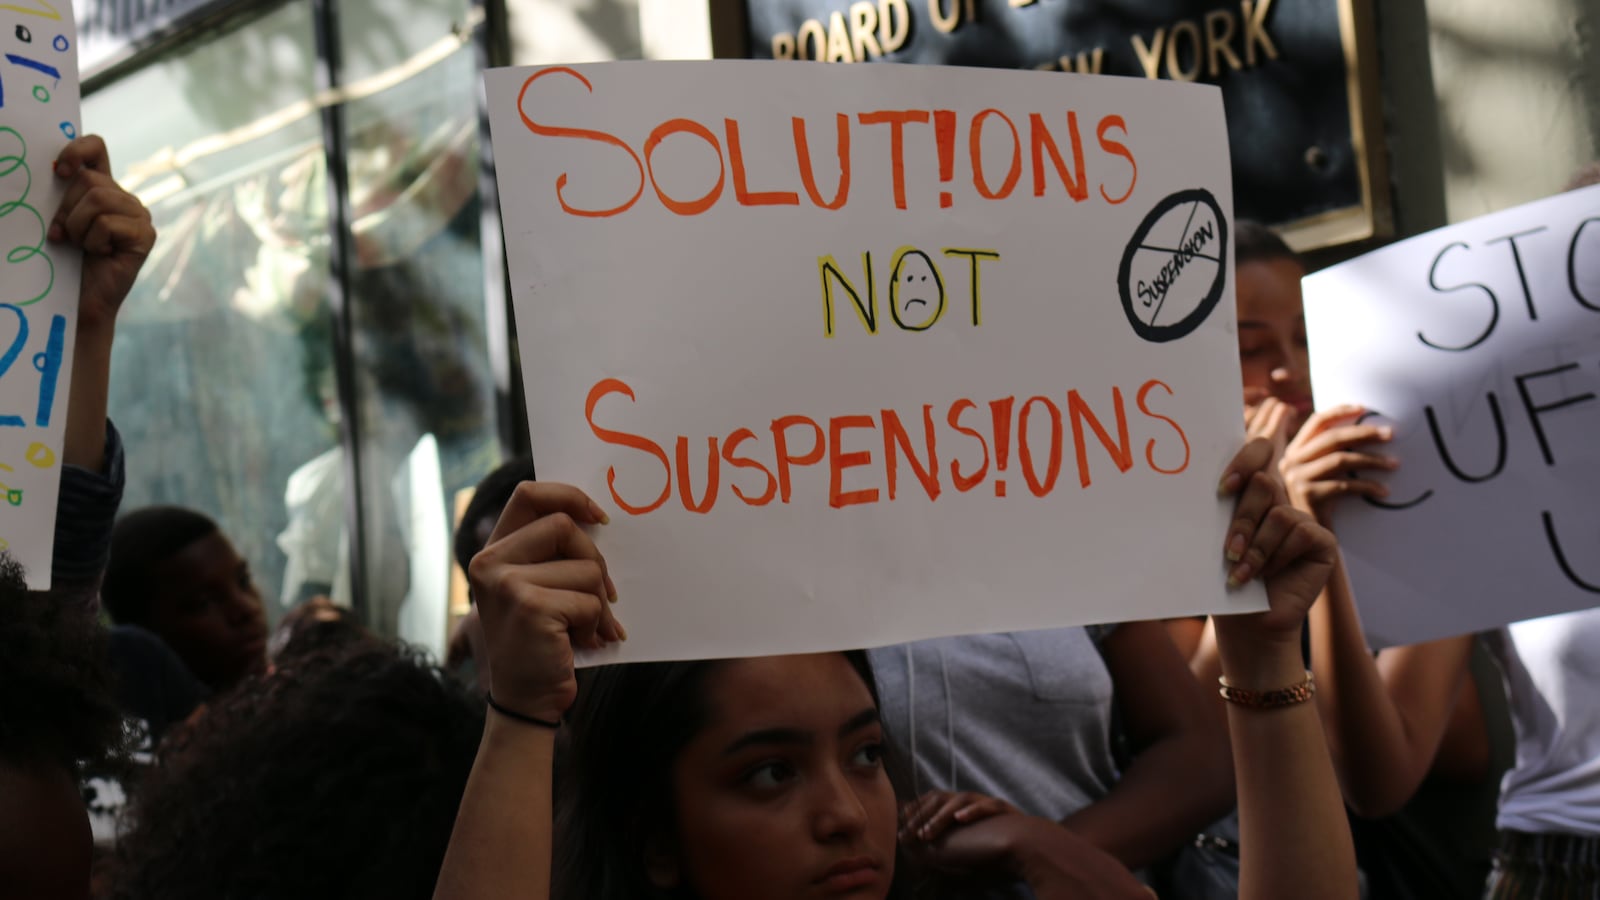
(1218, 670, 1316, 709)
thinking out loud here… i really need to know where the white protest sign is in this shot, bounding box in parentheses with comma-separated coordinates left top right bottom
(1304, 185, 1600, 648)
(485, 60, 1262, 664)
(0, 1, 83, 589)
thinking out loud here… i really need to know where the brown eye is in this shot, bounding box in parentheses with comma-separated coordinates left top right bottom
(851, 743, 884, 768)
(744, 761, 798, 789)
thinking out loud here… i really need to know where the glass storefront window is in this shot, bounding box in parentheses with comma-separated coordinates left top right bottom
(338, 19, 502, 653)
(85, 0, 504, 652)
(85, 1, 338, 623)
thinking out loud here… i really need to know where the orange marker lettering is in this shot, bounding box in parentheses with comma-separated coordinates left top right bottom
(829, 415, 881, 508)
(858, 109, 931, 210)
(1029, 111, 1087, 201)
(947, 398, 991, 492)
(882, 406, 941, 501)
(1068, 387, 1133, 488)
(793, 114, 853, 210)
(645, 118, 725, 216)
(1018, 396, 1063, 496)
(1136, 379, 1190, 474)
(970, 109, 1022, 200)
(518, 68, 644, 218)
(772, 415, 826, 503)
(726, 119, 800, 207)
(675, 436, 721, 513)
(586, 378, 671, 514)
(722, 427, 778, 505)
(1097, 114, 1137, 204)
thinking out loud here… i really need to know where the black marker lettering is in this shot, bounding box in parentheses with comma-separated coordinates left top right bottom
(1424, 394, 1507, 484)
(1571, 217, 1600, 312)
(1420, 241, 1499, 352)
(1356, 411, 1433, 510)
(1485, 227, 1548, 321)
(1514, 362, 1597, 467)
(1543, 510, 1600, 593)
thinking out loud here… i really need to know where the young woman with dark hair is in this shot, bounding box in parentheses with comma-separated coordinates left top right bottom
(1218, 212, 1600, 898)
(432, 439, 1359, 900)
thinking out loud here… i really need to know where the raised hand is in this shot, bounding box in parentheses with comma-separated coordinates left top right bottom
(1217, 438, 1339, 643)
(49, 135, 156, 335)
(466, 482, 622, 723)
(1279, 405, 1396, 523)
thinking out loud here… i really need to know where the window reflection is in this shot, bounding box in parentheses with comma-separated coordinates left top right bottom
(86, 0, 503, 649)
(87, 2, 336, 622)
(343, 43, 500, 655)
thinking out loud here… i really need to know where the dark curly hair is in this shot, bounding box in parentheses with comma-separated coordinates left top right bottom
(453, 457, 537, 578)
(108, 641, 486, 900)
(0, 554, 122, 773)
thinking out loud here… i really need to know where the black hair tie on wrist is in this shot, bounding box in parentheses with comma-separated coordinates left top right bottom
(485, 691, 561, 730)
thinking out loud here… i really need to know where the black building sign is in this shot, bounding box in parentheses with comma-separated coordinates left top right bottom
(739, 0, 1390, 249)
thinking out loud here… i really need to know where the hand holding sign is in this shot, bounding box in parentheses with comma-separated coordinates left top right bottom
(1217, 436, 1338, 644)
(48, 134, 153, 479)
(49, 135, 154, 337)
(467, 482, 623, 724)
(1277, 404, 1396, 522)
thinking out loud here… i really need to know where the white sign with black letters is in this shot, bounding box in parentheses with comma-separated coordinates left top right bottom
(1304, 185, 1600, 647)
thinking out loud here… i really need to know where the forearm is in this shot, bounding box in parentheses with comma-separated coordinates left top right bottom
(1060, 731, 1233, 869)
(1308, 558, 1461, 815)
(46, 421, 124, 605)
(1008, 817, 1151, 900)
(63, 323, 112, 472)
(1217, 633, 1357, 900)
(433, 716, 556, 900)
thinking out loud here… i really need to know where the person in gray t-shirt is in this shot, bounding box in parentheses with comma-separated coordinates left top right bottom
(872, 620, 1233, 894)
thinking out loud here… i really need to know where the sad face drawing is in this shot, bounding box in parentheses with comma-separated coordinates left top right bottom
(890, 249, 945, 331)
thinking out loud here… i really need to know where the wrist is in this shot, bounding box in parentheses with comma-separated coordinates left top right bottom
(1213, 631, 1306, 692)
(75, 316, 116, 347)
(486, 681, 570, 726)
(486, 691, 562, 729)
(482, 707, 559, 751)
(1005, 817, 1075, 881)
(1009, 819, 1148, 898)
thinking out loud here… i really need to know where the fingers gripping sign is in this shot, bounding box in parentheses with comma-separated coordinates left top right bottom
(1218, 438, 1339, 638)
(468, 481, 625, 724)
(1280, 405, 1397, 520)
(48, 135, 156, 332)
